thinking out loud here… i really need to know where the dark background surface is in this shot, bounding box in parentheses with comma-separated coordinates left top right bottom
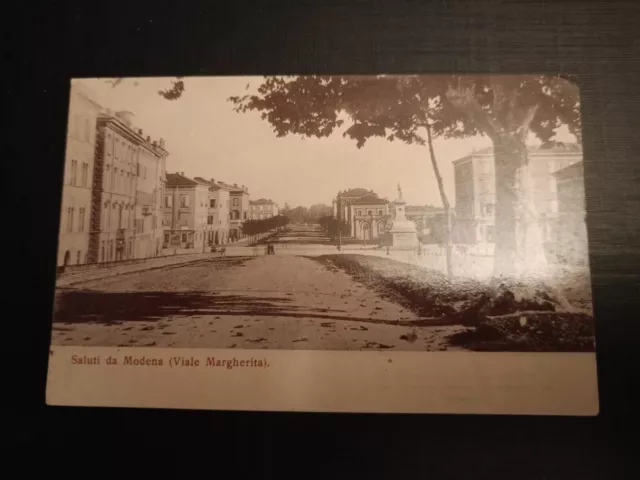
(7, 0, 639, 474)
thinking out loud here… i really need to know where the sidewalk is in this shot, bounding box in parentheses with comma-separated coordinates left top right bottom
(57, 252, 218, 287)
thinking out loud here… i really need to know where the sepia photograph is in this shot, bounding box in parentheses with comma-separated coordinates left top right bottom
(50, 75, 595, 355)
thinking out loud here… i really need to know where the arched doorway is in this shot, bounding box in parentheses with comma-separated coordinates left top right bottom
(360, 222, 371, 242)
(63, 250, 71, 266)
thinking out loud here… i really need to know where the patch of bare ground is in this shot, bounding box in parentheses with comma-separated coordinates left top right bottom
(312, 254, 596, 352)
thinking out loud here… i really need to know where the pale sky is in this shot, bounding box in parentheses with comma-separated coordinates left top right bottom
(76, 76, 576, 208)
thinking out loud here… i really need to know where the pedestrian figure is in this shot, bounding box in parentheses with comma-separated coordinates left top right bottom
(220, 247, 226, 257)
(386, 245, 390, 256)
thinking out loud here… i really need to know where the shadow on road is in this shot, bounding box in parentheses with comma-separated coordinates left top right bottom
(53, 289, 445, 327)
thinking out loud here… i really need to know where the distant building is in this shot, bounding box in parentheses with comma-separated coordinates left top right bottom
(163, 173, 210, 250)
(194, 177, 231, 245)
(553, 161, 588, 264)
(58, 82, 102, 267)
(333, 189, 390, 241)
(224, 183, 250, 241)
(87, 110, 168, 263)
(132, 125, 168, 259)
(452, 143, 583, 245)
(349, 195, 390, 241)
(405, 205, 446, 243)
(250, 199, 279, 220)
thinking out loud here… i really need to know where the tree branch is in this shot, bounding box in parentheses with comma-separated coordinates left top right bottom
(516, 104, 539, 141)
(445, 82, 500, 139)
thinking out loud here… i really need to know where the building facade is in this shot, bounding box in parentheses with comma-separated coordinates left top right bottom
(250, 199, 279, 220)
(194, 177, 231, 245)
(333, 189, 390, 241)
(405, 205, 446, 243)
(57, 82, 102, 267)
(227, 184, 250, 240)
(348, 196, 390, 241)
(132, 123, 168, 259)
(553, 161, 588, 265)
(163, 173, 210, 250)
(87, 110, 165, 263)
(452, 144, 583, 245)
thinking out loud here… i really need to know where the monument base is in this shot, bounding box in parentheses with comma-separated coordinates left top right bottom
(389, 231, 418, 250)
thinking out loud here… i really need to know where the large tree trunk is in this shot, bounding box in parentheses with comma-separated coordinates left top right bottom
(425, 124, 453, 277)
(493, 133, 547, 279)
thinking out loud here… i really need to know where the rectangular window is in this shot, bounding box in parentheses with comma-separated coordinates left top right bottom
(233, 198, 239, 206)
(165, 195, 172, 208)
(486, 225, 495, 243)
(180, 195, 189, 207)
(82, 163, 88, 187)
(70, 160, 77, 186)
(78, 207, 85, 232)
(67, 208, 74, 233)
(210, 199, 216, 208)
(207, 215, 213, 225)
(181, 233, 187, 243)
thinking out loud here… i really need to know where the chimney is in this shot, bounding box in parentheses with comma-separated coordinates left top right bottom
(210, 178, 215, 185)
(152, 140, 157, 147)
(234, 183, 238, 187)
(138, 128, 143, 135)
(159, 138, 165, 148)
(146, 135, 151, 142)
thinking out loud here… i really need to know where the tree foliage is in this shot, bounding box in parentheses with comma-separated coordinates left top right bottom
(228, 75, 580, 148)
(228, 75, 582, 279)
(241, 215, 290, 242)
(318, 215, 350, 240)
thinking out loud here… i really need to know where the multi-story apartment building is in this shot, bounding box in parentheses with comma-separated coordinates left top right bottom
(553, 161, 588, 264)
(225, 183, 250, 240)
(57, 82, 102, 267)
(88, 110, 165, 263)
(194, 177, 231, 245)
(130, 122, 168, 259)
(163, 173, 210, 250)
(250, 199, 279, 220)
(452, 143, 583, 245)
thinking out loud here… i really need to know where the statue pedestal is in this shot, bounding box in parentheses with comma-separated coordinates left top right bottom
(388, 228, 418, 250)
(388, 186, 418, 250)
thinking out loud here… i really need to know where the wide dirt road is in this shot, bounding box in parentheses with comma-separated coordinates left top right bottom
(53, 253, 464, 351)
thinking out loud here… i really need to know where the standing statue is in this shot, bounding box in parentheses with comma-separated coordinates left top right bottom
(397, 183, 403, 201)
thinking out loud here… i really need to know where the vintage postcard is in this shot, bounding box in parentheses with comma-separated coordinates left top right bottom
(46, 75, 598, 415)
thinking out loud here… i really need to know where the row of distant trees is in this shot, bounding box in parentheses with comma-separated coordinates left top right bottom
(241, 215, 290, 244)
(318, 216, 350, 241)
(281, 203, 333, 224)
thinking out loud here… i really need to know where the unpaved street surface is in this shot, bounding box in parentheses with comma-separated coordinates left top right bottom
(53, 252, 465, 351)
